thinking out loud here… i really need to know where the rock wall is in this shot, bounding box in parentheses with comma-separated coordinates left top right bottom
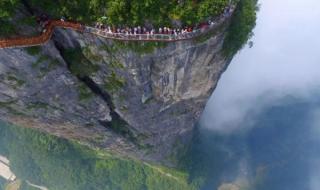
(0, 15, 232, 165)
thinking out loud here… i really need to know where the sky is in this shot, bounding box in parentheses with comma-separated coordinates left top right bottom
(198, 0, 320, 189)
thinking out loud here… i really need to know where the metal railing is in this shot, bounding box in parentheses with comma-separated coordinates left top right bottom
(0, 20, 83, 49)
(84, 7, 234, 42)
(85, 27, 204, 42)
(0, 6, 235, 48)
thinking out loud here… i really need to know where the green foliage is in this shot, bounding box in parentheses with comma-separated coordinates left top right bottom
(102, 41, 167, 55)
(223, 0, 257, 56)
(26, 46, 41, 56)
(6, 74, 25, 88)
(0, 0, 18, 19)
(104, 71, 125, 93)
(39, 58, 62, 74)
(0, 0, 18, 36)
(106, 116, 135, 142)
(0, 122, 198, 190)
(28, 0, 229, 26)
(115, 41, 167, 54)
(17, 16, 38, 27)
(30, 54, 63, 78)
(0, 3, 38, 37)
(82, 46, 103, 62)
(31, 54, 48, 68)
(109, 60, 125, 69)
(198, 0, 228, 21)
(0, 20, 15, 36)
(26, 102, 49, 110)
(77, 83, 94, 101)
(0, 100, 24, 115)
(63, 48, 100, 77)
(174, 0, 227, 25)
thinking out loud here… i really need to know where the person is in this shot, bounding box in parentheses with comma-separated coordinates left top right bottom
(159, 28, 164, 34)
(134, 27, 137, 35)
(43, 20, 49, 27)
(167, 27, 171, 34)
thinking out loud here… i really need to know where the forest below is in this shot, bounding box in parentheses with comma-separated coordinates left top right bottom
(0, 122, 200, 190)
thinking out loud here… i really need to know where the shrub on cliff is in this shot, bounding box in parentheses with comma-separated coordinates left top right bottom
(0, 0, 18, 20)
(0, 0, 18, 36)
(28, 0, 229, 27)
(223, 0, 258, 56)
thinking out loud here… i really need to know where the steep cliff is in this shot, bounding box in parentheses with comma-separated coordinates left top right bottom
(0, 11, 233, 166)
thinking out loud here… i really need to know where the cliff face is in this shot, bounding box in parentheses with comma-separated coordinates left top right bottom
(0, 16, 231, 165)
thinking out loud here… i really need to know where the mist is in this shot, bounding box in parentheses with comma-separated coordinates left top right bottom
(197, 0, 320, 189)
(200, 0, 320, 133)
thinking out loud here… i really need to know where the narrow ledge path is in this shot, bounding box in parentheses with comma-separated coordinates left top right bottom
(0, 6, 234, 49)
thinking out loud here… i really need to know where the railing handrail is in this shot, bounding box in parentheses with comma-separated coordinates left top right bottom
(0, 5, 235, 48)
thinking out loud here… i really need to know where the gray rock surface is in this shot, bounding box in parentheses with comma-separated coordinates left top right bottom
(0, 16, 232, 165)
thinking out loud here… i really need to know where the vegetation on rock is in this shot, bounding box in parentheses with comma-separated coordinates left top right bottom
(28, 0, 229, 26)
(63, 48, 100, 77)
(223, 0, 258, 56)
(0, 0, 18, 36)
(0, 122, 199, 190)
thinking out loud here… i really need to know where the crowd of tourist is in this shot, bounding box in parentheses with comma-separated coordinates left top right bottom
(92, 21, 215, 36)
(90, 5, 233, 38)
(35, 5, 233, 38)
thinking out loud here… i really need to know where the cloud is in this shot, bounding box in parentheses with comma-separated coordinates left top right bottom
(198, 1, 320, 189)
(201, 0, 320, 133)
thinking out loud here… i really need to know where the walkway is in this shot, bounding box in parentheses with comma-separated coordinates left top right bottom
(0, 20, 83, 49)
(85, 13, 225, 42)
(0, 6, 234, 49)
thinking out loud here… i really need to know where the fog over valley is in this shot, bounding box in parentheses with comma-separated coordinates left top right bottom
(198, 0, 320, 189)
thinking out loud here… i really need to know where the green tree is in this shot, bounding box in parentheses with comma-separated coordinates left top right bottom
(223, 0, 258, 56)
(0, 0, 18, 19)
